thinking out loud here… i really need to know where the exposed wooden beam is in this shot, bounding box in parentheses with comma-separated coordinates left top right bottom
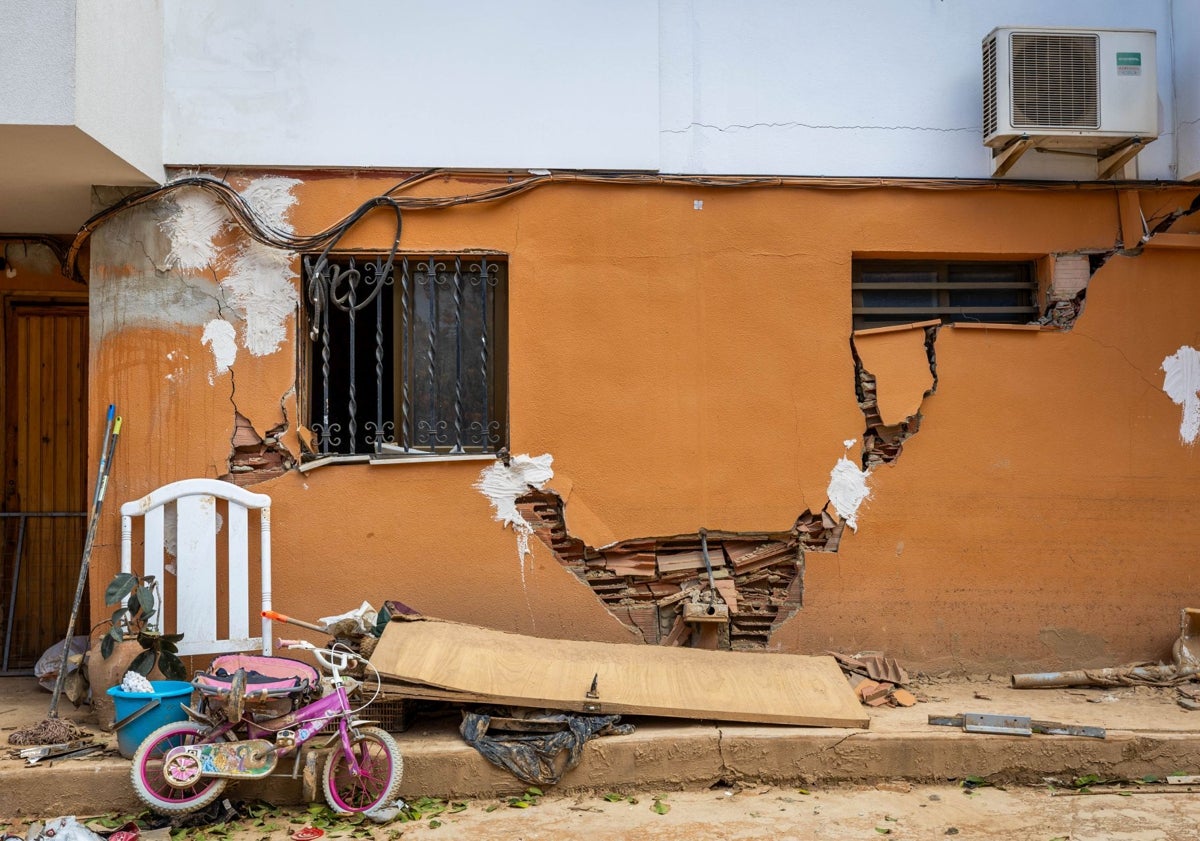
(991, 138, 1033, 177)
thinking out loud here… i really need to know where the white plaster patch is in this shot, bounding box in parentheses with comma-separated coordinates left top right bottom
(201, 319, 238, 379)
(474, 454, 555, 560)
(1162, 346, 1200, 444)
(223, 241, 298, 356)
(215, 176, 302, 357)
(827, 440, 871, 532)
(160, 187, 229, 270)
(239, 176, 301, 230)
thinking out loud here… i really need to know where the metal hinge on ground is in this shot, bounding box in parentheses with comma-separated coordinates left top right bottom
(928, 713, 1105, 739)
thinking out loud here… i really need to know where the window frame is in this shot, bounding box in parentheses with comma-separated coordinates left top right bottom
(298, 250, 509, 464)
(852, 259, 1039, 330)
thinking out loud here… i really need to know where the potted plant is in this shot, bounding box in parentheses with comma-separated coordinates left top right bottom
(101, 572, 187, 680)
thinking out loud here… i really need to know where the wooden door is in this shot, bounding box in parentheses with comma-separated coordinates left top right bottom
(1, 299, 88, 672)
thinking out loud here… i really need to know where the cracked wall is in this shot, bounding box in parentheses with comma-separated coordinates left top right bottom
(89, 177, 302, 493)
(510, 322, 942, 650)
(87, 174, 1200, 673)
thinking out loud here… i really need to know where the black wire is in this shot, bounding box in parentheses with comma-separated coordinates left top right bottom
(64, 171, 1200, 281)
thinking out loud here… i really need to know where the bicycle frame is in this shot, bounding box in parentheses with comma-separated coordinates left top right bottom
(242, 682, 367, 770)
(180, 645, 373, 780)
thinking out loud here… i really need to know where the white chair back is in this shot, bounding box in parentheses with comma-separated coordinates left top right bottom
(120, 479, 272, 656)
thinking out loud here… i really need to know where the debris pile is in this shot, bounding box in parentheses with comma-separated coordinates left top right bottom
(225, 412, 294, 485)
(855, 367, 921, 470)
(516, 489, 810, 650)
(830, 652, 917, 708)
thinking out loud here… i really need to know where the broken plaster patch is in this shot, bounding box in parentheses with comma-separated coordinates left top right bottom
(201, 319, 237, 380)
(475, 454, 555, 561)
(827, 439, 871, 532)
(159, 177, 300, 358)
(1162, 346, 1200, 444)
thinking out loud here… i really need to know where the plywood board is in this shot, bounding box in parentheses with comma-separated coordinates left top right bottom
(369, 619, 868, 727)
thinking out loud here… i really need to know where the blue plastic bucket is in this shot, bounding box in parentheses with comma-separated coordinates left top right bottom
(107, 680, 193, 758)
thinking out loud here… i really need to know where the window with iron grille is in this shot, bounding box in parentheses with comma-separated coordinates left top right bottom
(852, 260, 1038, 330)
(301, 253, 507, 459)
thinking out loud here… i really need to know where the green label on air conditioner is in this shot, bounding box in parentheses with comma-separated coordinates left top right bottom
(1116, 52, 1141, 76)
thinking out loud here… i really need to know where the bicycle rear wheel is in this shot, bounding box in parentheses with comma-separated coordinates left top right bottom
(131, 721, 228, 815)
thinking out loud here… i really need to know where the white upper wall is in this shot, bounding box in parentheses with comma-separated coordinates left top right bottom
(75, 0, 164, 181)
(1173, 0, 1200, 180)
(660, 0, 1180, 179)
(164, 0, 660, 170)
(0, 0, 163, 231)
(159, 0, 1194, 180)
(0, 0, 76, 125)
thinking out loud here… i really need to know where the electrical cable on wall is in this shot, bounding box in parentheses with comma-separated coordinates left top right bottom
(64, 170, 1200, 283)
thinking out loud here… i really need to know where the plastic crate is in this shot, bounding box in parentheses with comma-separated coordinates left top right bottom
(366, 698, 412, 732)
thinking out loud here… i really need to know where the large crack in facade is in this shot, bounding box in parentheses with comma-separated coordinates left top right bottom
(852, 324, 938, 470)
(516, 326, 940, 649)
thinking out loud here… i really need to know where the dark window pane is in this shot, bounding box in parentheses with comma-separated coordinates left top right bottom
(305, 254, 507, 458)
(861, 290, 937, 308)
(853, 260, 1037, 330)
(859, 270, 938, 284)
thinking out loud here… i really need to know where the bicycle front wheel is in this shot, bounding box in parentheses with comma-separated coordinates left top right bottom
(322, 726, 403, 814)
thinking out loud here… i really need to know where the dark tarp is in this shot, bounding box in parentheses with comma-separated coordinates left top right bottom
(460, 711, 634, 786)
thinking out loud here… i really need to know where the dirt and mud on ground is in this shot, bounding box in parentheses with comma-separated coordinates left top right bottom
(9, 781, 1200, 841)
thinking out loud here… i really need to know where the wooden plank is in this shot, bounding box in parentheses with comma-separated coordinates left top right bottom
(370, 619, 868, 728)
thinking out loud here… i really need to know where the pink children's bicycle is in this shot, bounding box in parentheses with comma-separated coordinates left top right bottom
(129, 630, 401, 816)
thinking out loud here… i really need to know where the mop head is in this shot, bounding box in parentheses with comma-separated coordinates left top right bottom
(8, 717, 88, 746)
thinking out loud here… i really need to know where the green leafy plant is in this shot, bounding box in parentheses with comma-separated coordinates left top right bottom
(102, 572, 186, 680)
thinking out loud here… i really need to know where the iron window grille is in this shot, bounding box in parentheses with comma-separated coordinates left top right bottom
(852, 260, 1038, 330)
(302, 253, 508, 459)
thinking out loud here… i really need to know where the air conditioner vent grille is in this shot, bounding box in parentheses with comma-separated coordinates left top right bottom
(982, 36, 998, 137)
(1010, 32, 1099, 129)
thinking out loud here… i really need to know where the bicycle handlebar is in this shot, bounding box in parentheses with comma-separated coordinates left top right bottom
(276, 637, 356, 672)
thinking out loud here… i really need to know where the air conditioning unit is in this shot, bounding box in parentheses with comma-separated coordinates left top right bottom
(982, 26, 1158, 176)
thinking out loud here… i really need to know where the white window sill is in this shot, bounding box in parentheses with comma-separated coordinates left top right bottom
(298, 452, 499, 473)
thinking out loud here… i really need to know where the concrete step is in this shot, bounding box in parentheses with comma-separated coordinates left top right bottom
(4, 677, 1200, 819)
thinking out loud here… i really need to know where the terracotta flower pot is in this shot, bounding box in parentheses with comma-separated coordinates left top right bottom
(85, 638, 165, 731)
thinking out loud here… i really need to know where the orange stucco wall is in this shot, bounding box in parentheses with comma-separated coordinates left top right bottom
(86, 173, 1200, 673)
